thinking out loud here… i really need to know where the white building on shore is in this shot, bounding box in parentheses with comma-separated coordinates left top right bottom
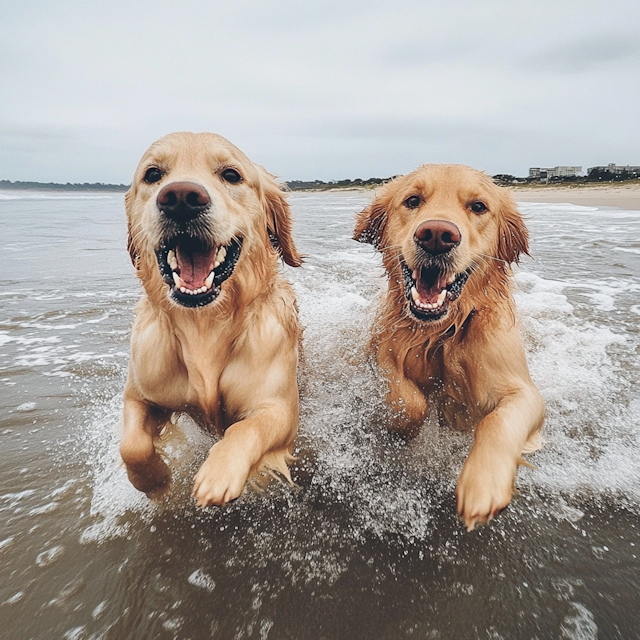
(529, 166, 582, 179)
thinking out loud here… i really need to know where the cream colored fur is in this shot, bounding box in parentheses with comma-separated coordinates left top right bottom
(121, 132, 301, 506)
(354, 164, 546, 531)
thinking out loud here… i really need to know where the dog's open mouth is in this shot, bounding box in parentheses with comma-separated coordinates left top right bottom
(156, 236, 243, 308)
(402, 261, 471, 322)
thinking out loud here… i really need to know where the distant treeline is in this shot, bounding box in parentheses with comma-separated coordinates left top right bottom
(1, 177, 389, 192)
(285, 177, 394, 191)
(3, 170, 639, 193)
(289, 170, 640, 191)
(0, 180, 129, 191)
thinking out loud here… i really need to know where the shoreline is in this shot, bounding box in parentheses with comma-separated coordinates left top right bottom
(287, 181, 640, 209)
(2, 180, 640, 210)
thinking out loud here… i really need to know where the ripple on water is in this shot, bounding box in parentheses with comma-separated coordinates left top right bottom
(35, 545, 64, 567)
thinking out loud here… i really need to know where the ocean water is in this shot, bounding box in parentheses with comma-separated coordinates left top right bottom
(0, 190, 639, 639)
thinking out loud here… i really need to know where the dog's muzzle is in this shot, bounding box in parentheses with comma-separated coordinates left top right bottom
(156, 236, 243, 308)
(402, 220, 470, 321)
(153, 181, 243, 308)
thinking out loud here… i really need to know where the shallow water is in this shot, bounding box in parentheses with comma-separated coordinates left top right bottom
(0, 190, 639, 639)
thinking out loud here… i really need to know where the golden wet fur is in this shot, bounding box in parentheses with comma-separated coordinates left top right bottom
(354, 164, 545, 530)
(121, 132, 302, 506)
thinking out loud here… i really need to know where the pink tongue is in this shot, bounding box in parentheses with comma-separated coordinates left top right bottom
(176, 246, 215, 288)
(415, 273, 448, 304)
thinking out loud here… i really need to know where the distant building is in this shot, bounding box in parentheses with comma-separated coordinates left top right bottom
(529, 166, 582, 179)
(587, 163, 640, 176)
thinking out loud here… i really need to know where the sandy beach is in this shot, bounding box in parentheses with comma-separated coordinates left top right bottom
(510, 182, 640, 210)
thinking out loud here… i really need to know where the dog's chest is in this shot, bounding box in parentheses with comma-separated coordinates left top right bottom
(404, 338, 470, 401)
(176, 338, 231, 413)
(404, 350, 443, 394)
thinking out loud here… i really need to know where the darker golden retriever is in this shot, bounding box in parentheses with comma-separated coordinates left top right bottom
(121, 132, 302, 507)
(354, 164, 545, 530)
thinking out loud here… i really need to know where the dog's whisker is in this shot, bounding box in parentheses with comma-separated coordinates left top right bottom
(477, 252, 509, 266)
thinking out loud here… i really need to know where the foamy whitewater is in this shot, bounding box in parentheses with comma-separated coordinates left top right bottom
(1, 190, 638, 639)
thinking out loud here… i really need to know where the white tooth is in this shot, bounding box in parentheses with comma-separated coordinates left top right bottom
(173, 272, 182, 287)
(437, 290, 447, 306)
(214, 261, 220, 268)
(411, 286, 419, 301)
(205, 272, 214, 289)
(180, 287, 186, 293)
(216, 246, 227, 263)
(168, 250, 177, 269)
(199, 287, 206, 294)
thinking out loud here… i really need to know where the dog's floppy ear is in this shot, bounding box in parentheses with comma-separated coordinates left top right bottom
(497, 194, 529, 264)
(354, 194, 389, 250)
(260, 170, 303, 267)
(125, 189, 141, 270)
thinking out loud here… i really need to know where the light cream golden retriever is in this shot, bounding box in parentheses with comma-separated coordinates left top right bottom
(121, 132, 302, 507)
(354, 164, 545, 530)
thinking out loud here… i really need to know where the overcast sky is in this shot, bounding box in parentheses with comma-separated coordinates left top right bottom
(1, 0, 639, 182)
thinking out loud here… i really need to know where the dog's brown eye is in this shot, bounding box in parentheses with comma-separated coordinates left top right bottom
(221, 168, 242, 184)
(404, 195, 421, 209)
(470, 201, 487, 214)
(143, 167, 163, 184)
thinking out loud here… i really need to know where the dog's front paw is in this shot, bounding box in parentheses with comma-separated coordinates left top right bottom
(192, 442, 251, 507)
(124, 453, 172, 497)
(455, 453, 516, 531)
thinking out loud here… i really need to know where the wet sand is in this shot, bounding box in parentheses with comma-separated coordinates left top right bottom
(511, 182, 640, 210)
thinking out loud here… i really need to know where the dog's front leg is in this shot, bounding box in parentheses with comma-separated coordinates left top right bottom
(192, 402, 296, 507)
(120, 396, 172, 496)
(455, 384, 545, 531)
(377, 346, 428, 438)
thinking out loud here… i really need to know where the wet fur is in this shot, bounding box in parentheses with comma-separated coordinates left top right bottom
(354, 164, 545, 530)
(121, 132, 302, 506)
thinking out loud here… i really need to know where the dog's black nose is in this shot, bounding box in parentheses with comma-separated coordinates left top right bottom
(414, 220, 461, 255)
(157, 182, 210, 222)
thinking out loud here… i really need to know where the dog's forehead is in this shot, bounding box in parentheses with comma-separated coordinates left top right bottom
(139, 132, 256, 177)
(405, 165, 495, 199)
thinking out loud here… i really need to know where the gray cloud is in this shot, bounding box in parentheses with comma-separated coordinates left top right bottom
(522, 32, 640, 73)
(0, 0, 639, 181)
